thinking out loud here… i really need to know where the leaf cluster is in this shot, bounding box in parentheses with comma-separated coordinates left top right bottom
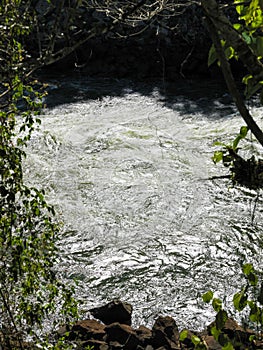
(212, 126, 248, 166)
(0, 1, 79, 348)
(202, 263, 263, 348)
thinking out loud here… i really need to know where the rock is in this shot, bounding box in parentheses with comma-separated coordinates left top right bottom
(70, 319, 106, 341)
(55, 301, 262, 349)
(80, 339, 109, 350)
(207, 318, 255, 349)
(202, 335, 221, 350)
(135, 325, 152, 347)
(108, 340, 124, 349)
(223, 318, 254, 348)
(105, 322, 139, 349)
(89, 299, 133, 325)
(57, 324, 70, 338)
(151, 316, 180, 349)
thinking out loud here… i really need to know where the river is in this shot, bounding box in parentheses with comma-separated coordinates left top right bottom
(24, 75, 263, 330)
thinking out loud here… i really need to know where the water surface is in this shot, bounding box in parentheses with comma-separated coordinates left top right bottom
(25, 76, 263, 330)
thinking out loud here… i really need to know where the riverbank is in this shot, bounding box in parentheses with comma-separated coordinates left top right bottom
(32, 1, 244, 82)
(56, 300, 262, 349)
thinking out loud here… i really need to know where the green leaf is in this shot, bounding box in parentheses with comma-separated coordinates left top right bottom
(211, 326, 220, 341)
(236, 4, 244, 15)
(213, 141, 227, 147)
(247, 272, 258, 286)
(242, 264, 258, 285)
(212, 298, 222, 312)
(232, 135, 242, 151)
(191, 335, 201, 345)
(216, 309, 228, 330)
(242, 32, 252, 44)
(179, 329, 188, 342)
(249, 303, 261, 323)
(243, 263, 254, 275)
(224, 46, 235, 60)
(242, 74, 253, 85)
(222, 342, 234, 350)
(208, 44, 218, 67)
(233, 23, 242, 30)
(202, 290, 214, 303)
(240, 125, 248, 138)
(233, 288, 248, 311)
(212, 151, 223, 164)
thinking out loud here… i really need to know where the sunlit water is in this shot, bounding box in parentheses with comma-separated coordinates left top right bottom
(25, 76, 263, 330)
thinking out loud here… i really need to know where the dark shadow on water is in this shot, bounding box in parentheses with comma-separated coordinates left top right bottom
(38, 69, 237, 119)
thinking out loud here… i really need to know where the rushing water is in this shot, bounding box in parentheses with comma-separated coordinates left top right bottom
(25, 75, 263, 330)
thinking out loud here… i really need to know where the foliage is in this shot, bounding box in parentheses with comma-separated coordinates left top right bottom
(0, 1, 78, 348)
(233, 264, 263, 331)
(179, 329, 207, 349)
(210, 126, 263, 188)
(203, 264, 263, 348)
(208, 0, 263, 100)
(212, 126, 248, 166)
(233, 0, 263, 99)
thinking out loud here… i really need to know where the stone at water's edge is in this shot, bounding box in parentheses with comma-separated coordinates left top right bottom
(57, 300, 263, 349)
(89, 299, 133, 326)
(151, 316, 180, 349)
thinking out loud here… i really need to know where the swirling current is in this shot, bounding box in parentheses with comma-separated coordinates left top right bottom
(24, 75, 263, 330)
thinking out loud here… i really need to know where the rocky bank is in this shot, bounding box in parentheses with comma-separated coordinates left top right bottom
(56, 300, 263, 350)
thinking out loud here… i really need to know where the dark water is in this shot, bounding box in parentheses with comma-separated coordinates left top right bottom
(25, 76, 263, 330)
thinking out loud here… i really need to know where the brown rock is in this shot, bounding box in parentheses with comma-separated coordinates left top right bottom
(151, 316, 180, 349)
(81, 339, 109, 350)
(70, 319, 106, 341)
(202, 335, 221, 350)
(135, 325, 152, 346)
(207, 317, 257, 349)
(57, 324, 70, 338)
(108, 340, 124, 349)
(89, 300, 133, 325)
(105, 322, 139, 349)
(223, 318, 255, 348)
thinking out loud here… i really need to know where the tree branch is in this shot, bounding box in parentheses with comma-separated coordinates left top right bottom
(203, 9, 263, 147)
(201, 0, 263, 83)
